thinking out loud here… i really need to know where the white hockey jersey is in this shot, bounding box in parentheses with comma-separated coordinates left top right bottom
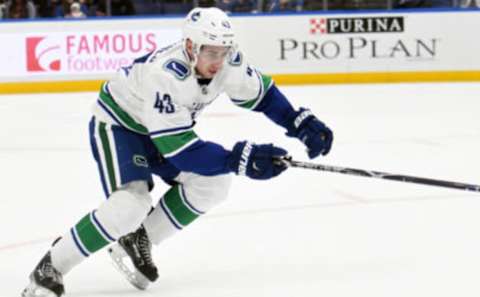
(93, 42, 273, 158)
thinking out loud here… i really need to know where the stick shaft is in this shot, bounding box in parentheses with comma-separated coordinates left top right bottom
(287, 160, 480, 193)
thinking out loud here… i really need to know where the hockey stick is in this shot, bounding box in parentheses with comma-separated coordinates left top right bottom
(277, 157, 480, 193)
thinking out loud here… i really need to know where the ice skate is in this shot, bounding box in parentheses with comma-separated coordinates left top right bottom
(108, 225, 158, 290)
(22, 251, 64, 297)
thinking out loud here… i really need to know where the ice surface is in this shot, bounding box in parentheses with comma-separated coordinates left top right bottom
(1, 83, 479, 297)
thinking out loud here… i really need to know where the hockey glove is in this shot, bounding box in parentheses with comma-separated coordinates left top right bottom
(286, 108, 333, 159)
(228, 141, 288, 180)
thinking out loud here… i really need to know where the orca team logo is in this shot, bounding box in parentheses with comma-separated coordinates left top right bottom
(191, 11, 200, 21)
(26, 37, 61, 72)
(133, 155, 149, 168)
(310, 17, 404, 35)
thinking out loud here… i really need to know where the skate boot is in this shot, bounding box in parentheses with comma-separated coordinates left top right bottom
(108, 225, 158, 290)
(22, 251, 64, 297)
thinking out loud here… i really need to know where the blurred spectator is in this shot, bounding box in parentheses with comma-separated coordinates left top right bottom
(5, 0, 36, 18)
(65, 1, 86, 17)
(132, 0, 161, 15)
(429, 0, 453, 6)
(459, 0, 480, 7)
(0, 0, 7, 19)
(37, 0, 87, 18)
(303, 0, 387, 9)
(268, 0, 303, 11)
(216, 0, 232, 12)
(33, 0, 52, 17)
(393, 0, 452, 7)
(132, 0, 190, 15)
(198, 0, 216, 7)
(162, 0, 192, 14)
(393, 0, 425, 7)
(230, 0, 256, 12)
(50, 0, 72, 17)
(303, 0, 325, 10)
(77, 0, 88, 14)
(96, 0, 135, 16)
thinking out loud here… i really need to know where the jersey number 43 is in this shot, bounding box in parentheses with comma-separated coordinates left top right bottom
(154, 92, 175, 114)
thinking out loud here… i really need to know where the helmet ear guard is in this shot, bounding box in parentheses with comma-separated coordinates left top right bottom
(182, 7, 237, 67)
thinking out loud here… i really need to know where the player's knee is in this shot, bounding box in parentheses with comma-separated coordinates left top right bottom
(121, 180, 150, 198)
(95, 184, 152, 239)
(183, 174, 232, 212)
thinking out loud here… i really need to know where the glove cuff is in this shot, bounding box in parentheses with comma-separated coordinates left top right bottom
(286, 108, 314, 137)
(293, 109, 314, 129)
(228, 141, 254, 176)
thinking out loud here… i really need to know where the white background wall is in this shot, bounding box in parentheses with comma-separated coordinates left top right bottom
(0, 11, 479, 83)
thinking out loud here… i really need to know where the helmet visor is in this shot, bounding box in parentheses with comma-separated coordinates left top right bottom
(198, 45, 232, 63)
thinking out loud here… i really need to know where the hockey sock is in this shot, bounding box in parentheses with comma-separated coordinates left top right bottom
(50, 210, 115, 275)
(143, 184, 203, 245)
(51, 190, 151, 274)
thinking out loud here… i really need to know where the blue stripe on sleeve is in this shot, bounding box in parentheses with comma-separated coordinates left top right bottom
(166, 140, 232, 176)
(253, 84, 296, 130)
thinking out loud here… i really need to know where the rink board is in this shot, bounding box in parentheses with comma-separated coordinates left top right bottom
(0, 10, 479, 93)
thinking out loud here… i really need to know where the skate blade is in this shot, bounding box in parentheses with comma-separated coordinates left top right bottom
(108, 245, 150, 290)
(22, 282, 58, 297)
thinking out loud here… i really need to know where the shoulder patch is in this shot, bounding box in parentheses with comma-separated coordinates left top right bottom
(163, 59, 191, 80)
(228, 51, 243, 66)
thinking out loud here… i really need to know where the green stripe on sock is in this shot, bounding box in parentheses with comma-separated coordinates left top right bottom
(99, 86, 148, 135)
(98, 122, 117, 192)
(75, 214, 110, 253)
(164, 185, 199, 226)
(152, 130, 198, 156)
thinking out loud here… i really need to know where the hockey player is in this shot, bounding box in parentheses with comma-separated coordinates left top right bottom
(22, 7, 333, 297)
